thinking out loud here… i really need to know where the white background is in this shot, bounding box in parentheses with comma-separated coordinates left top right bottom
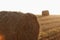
(0, 0, 60, 15)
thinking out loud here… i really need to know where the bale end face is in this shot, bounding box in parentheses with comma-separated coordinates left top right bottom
(42, 10, 49, 16)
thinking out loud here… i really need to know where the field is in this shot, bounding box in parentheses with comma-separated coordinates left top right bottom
(37, 15, 60, 40)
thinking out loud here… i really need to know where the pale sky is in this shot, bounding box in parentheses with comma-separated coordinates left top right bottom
(0, 0, 60, 15)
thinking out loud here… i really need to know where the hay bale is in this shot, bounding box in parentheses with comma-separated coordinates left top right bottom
(0, 11, 40, 40)
(42, 10, 49, 16)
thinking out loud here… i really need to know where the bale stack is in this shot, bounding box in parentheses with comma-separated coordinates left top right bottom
(42, 10, 49, 16)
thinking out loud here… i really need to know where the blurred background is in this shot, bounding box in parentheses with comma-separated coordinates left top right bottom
(0, 0, 60, 15)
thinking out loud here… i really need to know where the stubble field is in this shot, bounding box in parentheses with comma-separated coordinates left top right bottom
(37, 15, 60, 40)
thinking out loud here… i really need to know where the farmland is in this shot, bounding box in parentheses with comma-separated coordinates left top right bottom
(37, 15, 60, 40)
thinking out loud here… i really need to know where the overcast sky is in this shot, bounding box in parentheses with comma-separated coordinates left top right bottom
(0, 0, 60, 15)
